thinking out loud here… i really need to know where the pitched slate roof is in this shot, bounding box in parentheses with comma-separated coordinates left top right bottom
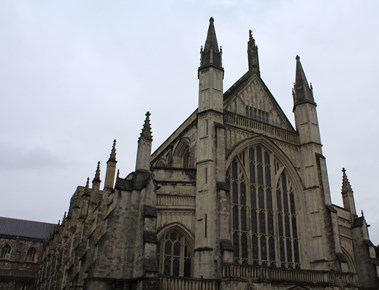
(0, 216, 56, 240)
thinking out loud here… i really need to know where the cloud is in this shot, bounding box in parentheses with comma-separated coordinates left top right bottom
(0, 143, 70, 171)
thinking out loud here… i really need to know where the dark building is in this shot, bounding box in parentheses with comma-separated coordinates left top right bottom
(0, 217, 55, 290)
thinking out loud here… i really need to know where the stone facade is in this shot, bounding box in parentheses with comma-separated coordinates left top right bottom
(35, 18, 379, 290)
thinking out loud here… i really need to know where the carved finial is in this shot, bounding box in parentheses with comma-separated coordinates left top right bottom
(108, 139, 117, 162)
(361, 210, 364, 217)
(93, 161, 101, 183)
(139, 111, 153, 142)
(57, 220, 60, 226)
(209, 17, 214, 23)
(249, 29, 253, 41)
(247, 28, 259, 75)
(83, 177, 90, 196)
(63, 211, 66, 220)
(341, 168, 353, 194)
(117, 169, 120, 178)
(296, 55, 300, 61)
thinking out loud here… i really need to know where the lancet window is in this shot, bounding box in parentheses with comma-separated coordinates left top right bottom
(0, 244, 11, 259)
(227, 144, 300, 268)
(26, 247, 36, 262)
(157, 230, 192, 277)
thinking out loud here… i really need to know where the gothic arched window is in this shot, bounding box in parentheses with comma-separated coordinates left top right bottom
(173, 138, 191, 168)
(157, 230, 192, 277)
(26, 247, 36, 262)
(1, 244, 11, 259)
(226, 144, 300, 268)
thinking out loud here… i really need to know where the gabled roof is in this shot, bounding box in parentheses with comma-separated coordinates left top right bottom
(224, 71, 296, 132)
(223, 71, 251, 101)
(0, 216, 56, 240)
(152, 71, 297, 162)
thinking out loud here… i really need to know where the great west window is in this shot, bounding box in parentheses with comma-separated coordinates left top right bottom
(226, 144, 300, 268)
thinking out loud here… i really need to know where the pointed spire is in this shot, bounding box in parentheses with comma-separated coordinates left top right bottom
(83, 177, 90, 197)
(92, 161, 101, 183)
(293, 55, 316, 108)
(139, 112, 153, 142)
(341, 168, 357, 216)
(108, 139, 117, 163)
(104, 140, 118, 190)
(136, 112, 153, 171)
(200, 17, 223, 69)
(247, 30, 260, 75)
(341, 168, 353, 194)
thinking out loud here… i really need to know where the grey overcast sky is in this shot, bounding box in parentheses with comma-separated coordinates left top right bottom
(1, 0, 378, 242)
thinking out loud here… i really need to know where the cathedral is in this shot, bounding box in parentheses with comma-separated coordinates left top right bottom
(33, 18, 379, 289)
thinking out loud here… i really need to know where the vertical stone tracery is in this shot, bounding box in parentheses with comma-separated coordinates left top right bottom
(227, 144, 300, 268)
(157, 227, 193, 278)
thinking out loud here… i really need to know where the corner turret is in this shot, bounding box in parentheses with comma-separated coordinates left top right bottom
(198, 18, 224, 114)
(293, 55, 321, 145)
(199, 17, 223, 70)
(292, 55, 336, 269)
(293, 55, 315, 108)
(194, 18, 230, 279)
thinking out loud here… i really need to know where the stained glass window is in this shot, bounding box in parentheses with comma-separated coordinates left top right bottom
(226, 144, 300, 268)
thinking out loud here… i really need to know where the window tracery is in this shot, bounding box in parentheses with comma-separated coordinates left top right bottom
(227, 144, 300, 268)
(157, 230, 192, 277)
(173, 138, 191, 168)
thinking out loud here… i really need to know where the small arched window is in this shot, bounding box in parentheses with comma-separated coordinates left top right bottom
(173, 138, 191, 168)
(0, 244, 11, 259)
(26, 247, 36, 262)
(157, 230, 192, 277)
